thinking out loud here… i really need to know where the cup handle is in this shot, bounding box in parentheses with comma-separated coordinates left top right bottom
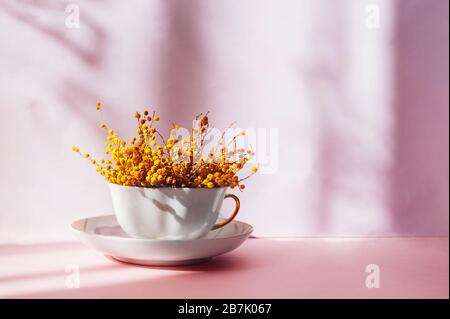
(211, 194, 240, 230)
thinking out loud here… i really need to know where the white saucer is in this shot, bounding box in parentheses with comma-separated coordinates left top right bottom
(71, 215, 253, 266)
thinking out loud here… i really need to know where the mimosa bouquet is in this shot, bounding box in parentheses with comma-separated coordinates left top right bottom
(72, 103, 257, 190)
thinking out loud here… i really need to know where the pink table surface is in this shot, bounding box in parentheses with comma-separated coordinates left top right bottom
(0, 238, 448, 299)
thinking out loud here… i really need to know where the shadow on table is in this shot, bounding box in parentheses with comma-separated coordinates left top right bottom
(7, 252, 269, 298)
(0, 263, 119, 285)
(104, 253, 252, 272)
(4, 239, 292, 299)
(0, 242, 81, 257)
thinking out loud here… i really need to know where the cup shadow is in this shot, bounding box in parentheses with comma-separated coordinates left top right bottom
(104, 252, 256, 272)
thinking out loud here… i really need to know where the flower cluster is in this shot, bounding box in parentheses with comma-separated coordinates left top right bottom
(72, 103, 257, 189)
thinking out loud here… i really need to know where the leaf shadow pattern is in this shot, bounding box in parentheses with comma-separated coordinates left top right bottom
(0, 0, 107, 67)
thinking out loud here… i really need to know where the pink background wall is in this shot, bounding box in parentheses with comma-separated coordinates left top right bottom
(0, 0, 448, 242)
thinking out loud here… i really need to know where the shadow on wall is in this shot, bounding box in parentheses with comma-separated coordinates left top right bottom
(0, 0, 447, 237)
(391, 0, 449, 235)
(0, 0, 112, 141)
(154, 0, 211, 131)
(0, 1, 107, 66)
(300, 1, 352, 234)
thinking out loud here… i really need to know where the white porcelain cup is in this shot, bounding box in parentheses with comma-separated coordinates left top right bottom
(108, 183, 240, 240)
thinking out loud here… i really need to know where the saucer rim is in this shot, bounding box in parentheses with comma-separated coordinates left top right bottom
(71, 214, 254, 243)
